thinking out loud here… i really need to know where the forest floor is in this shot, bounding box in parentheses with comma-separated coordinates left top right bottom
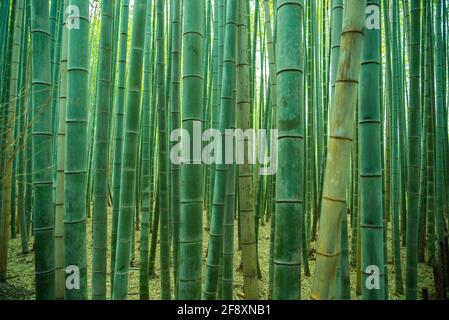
(0, 210, 436, 300)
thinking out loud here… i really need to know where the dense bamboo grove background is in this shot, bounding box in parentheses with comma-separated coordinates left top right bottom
(0, 0, 448, 300)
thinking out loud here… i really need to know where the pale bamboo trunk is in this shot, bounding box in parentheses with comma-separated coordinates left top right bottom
(311, 0, 367, 300)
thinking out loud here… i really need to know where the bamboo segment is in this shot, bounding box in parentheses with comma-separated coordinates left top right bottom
(155, 0, 171, 300)
(237, 0, 258, 300)
(359, 0, 385, 300)
(55, 0, 68, 300)
(112, 0, 147, 300)
(0, 0, 23, 283)
(391, 0, 404, 296)
(64, 0, 90, 300)
(178, 0, 205, 300)
(169, 0, 181, 299)
(17, 0, 30, 256)
(405, 0, 421, 300)
(312, 0, 367, 300)
(92, 0, 115, 300)
(111, 0, 129, 289)
(273, 0, 305, 300)
(139, 0, 153, 301)
(30, 0, 55, 299)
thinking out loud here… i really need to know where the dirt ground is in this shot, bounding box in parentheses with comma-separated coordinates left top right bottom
(0, 211, 436, 300)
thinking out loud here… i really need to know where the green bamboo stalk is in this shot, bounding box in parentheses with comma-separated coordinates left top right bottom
(405, 0, 421, 300)
(236, 0, 258, 299)
(312, 0, 323, 197)
(339, 207, 351, 299)
(17, 0, 30, 255)
(322, 0, 330, 163)
(254, 19, 266, 280)
(330, 0, 345, 299)
(178, 0, 205, 300)
(0, 0, 23, 282)
(382, 0, 392, 226)
(168, 0, 181, 298)
(263, 0, 278, 296)
(359, 0, 385, 300)
(272, 0, 305, 300)
(64, 0, 90, 300)
(202, 2, 212, 223)
(208, 0, 220, 229)
(147, 6, 159, 280)
(49, 0, 58, 79)
(398, 6, 408, 248)
(433, 0, 448, 299)
(222, 163, 236, 300)
(92, 0, 115, 300)
(164, 0, 172, 108)
(203, 0, 213, 230)
(148, 177, 160, 279)
(203, 0, 229, 300)
(23, 0, 32, 239)
(356, 199, 363, 295)
(262, 0, 277, 124)
(54, 0, 68, 299)
(351, 114, 360, 271)
(250, 0, 259, 119)
(330, 0, 343, 108)
(29, 0, 55, 299)
(422, 0, 434, 270)
(24, 32, 33, 237)
(390, 0, 404, 295)
(109, 0, 121, 138)
(139, 0, 153, 301)
(418, 0, 429, 266)
(110, 0, 129, 288)
(155, 0, 171, 300)
(300, 8, 310, 272)
(50, 0, 63, 199)
(218, 0, 238, 301)
(255, 21, 266, 231)
(0, 3, 11, 101)
(112, 0, 147, 300)
(307, 1, 319, 246)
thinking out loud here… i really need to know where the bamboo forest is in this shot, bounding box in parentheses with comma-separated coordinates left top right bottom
(0, 0, 448, 302)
